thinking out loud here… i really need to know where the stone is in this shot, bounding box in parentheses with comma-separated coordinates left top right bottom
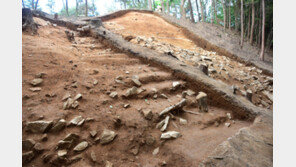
(62, 93, 71, 101)
(172, 81, 181, 89)
(71, 82, 78, 88)
(70, 116, 84, 126)
(41, 134, 48, 141)
(90, 151, 97, 162)
(56, 140, 72, 150)
(33, 142, 44, 153)
(226, 113, 232, 120)
(186, 89, 195, 96)
(31, 78, 43, 86)
(100, 129, 117, 144)
(58, 150, 67, 157)
(69, 155, 82, 164)
(51, 119, 66, 132)
(105, 161, 113, 167)
(29, 87, 42, 92)
(179, 118, 187, 125)
(160, 93, 168, 99)
(159, 99, 186, 117)
(246, 89, 253, 102)
(196, 92, 208, 112)
(63, 133, 80, 143)
(142, 109, 153, 120)
(130, 146, 139, 155)
(231, 85, 238, 94)
(125, 86, 138, 97)
(159, 115, 170, 132)
(90, 130, 97, 138)
(160, 131, 181, 139)
(93, 79, 98, 85)
(123, 104, 130, 108)
(74, 93, 82, 100)
(152, 147, 159, 155)
(71, 100, 79, 108)
(22, 151, 35, 164)
(22, 139, 36, 151)
(109, 92, 118, 98)
(42, 153, 54, 163)
(199, 64, 208, 75)
(145, 135, 155, 146)
(73, 141, 88, 152)
(225, 123, 231, 127)
(26, 120, 53, 133)
(63, 98, 75, 110)
(132, 75, 142, 87)
(35, 72, 46, 78)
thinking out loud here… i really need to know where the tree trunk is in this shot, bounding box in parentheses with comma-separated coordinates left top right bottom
(222, 0, 226, 30)
(66, 0, 69, 16)
(22, 0, 25, 8)
(247, 6, 251, 39)
(31, 0, 35, 9)
(76, 0, 79, 16)
(214, 0, 217, 23)
(148, 0, 152, 10)
(199, 0, 205, 22)
(34, 0, 39, 9)
(240, 0, 244, 48)
(195, 0, 201, 22)
(173, 3, 177, 17)
(259, 0, 265, 61)
(189, 0, 195, 22)
(166, 0, 170, 14)
(235, 0, 240, 31)
(85, 0, 88, 16)
(228, 0, 231, 29)
(250, 0, 255, 44)
(258, 0, 262, 47)
(161, 0, 165, 13)
(181, 0, 186, 19)
(211, 0, 214, 24)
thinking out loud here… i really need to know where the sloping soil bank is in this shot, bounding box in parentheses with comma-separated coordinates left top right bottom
(22, 13, 272, 167)
(100, 11, 273, 110)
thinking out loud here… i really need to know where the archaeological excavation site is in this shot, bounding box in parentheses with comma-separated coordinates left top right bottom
(22, 5, 273, 167)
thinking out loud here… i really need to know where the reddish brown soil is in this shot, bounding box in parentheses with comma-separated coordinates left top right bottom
(22, 18, 251, 166)
(103, 12, 273, 110)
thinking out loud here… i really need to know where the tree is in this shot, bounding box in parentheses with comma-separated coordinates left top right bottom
(199, 0, 205, 22)
(195, 0, 201, 21)
(160, 0, 165, 13)
(65, 0, 69, 16)
(34, 0, 39, 9)
(85, 0, 88, 16)
(148, 0, 152, 10)
(222, 0, 226, 30)
(213, 0, 217, 23)
(188, 0, 195, 22)
(228, 0, 231, 29)
(180, 0, 186, 19)
(22, 0, 25, 8)
(260, 0, 265, 61)
(240, 0, 244, 48)
(250, 0, 255, 45)
(166, 0, 170, 14)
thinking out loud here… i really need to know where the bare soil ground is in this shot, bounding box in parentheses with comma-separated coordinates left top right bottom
(22, 18, 252, 166)
(102, 12, 273, 110)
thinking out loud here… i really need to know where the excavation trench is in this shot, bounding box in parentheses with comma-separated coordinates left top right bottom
(22, 14, 271, 166)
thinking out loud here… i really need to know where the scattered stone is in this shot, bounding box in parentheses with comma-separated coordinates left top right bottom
(42, 153, 54, 163)
(22, 151, 35, 164)
(159, 99, 186, 117)
(85, 118, 95, 122)
(73, 141, 88, 152)
(145, 135, 155, 146)
(186, 89, 195, 96)
(70, 116, 84, 126)
(124, 86, 138, 97)
(93, 79, 98, 85)
(29, 87, 42, 92)
(199, 64, 208, 75)
(90, 130, 97, 138)
(35, 72, 46, 78)
(62, 93, 71, 101)
(74, 93, 82, 100)
(105, 160, 113, 167)
(51, 119, 66, 132)
(90, 151, 97, 162)
(69, 155, 83, 164)
(63, 133, 80, 143)
(263, 91, 273, 101)
(226, 113, 232, 120)
(58, 150, 67, 157)
(100, 129, 117, 144)
(172, 81, 181, 89)
(142, 109, 153, 120)
(246, 89, 253, 101)
(33, 142, 44, 153)
(26, 120, 53, 133)
(225, 123, 231, 127)
(160, 131, 181, 139)
(153, 94, 158, 99)
(130, 146, 139, 155)
(231, 85, 238, 94)
(31, 78, 43, 86)
(156, 115, 170, 132)
(179, 118, 187, 125)
(63, 98, 78, 110)
(109, 92, 118, 98)
(123, 104, 130, 108)
(22, 139, 36, 151)
(56, 140, 72, 150)
(160, 93, 168, 99)
(196, 92, 208, 112)
(152, 147, 159, 155)
(132, 75, 142, 87)
(71, 82, 78, 88)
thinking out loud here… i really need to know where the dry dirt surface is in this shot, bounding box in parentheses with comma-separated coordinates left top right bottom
(22, 17, 253, 166)
(103, 11, 273, 110)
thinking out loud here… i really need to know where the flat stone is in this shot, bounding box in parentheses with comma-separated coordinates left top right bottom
(70, 116, 84, 126)
(109, 92, 118, 98)
(58, 150, 67, 157)
(90, 130, 97, 138)
(62, 93, 71, 101)
(123, 104, 130, 108)
(74, 93, 82, 100)
(142, 109, 153, 120)
(105, 160, 113, 167)
(100, 129, 117, 145)
(196, 92, 208, 112)
(172, 81, 181, 89)
(132, 75, 142, 87)
(152, 147, 159, 155)
(226, 113, 232, 120)
(73, 141, 88, 152)
(63, 133, 79, 143)
(179, 118, 187, 125)
(90, 151, 97, 162)
(29, 87, 42, 92)
(93, 80, 98, 85)
(33, 142, 44, 153)
(31, 78, 43, 86)
(225, 123, 231, 127)
(186, 89, 195, 96)
(51, 119, 66, 132)
(26, 120, 53, 133)
(125, 86, 138, 97)
(22, 139, 36, 151)
(246, 89, 253, 101)
(160, 131, 181, 140)
(145, 135, 155, 146)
